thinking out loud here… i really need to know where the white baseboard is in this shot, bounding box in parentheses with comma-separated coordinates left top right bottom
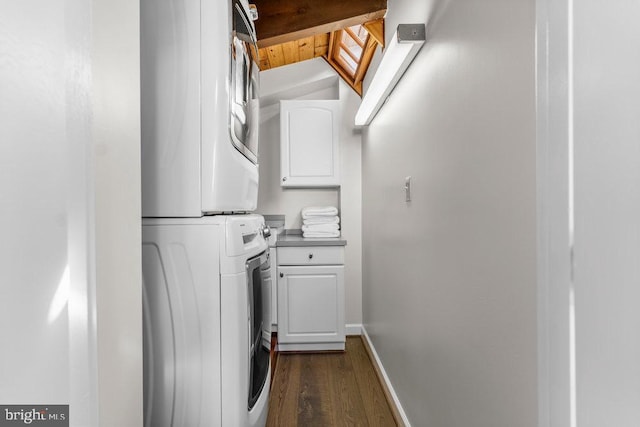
(345, 323, 363, 336)
(278, 341, 345, 352)
(362, 327, 411, 427)
(273, 324, 360, 335)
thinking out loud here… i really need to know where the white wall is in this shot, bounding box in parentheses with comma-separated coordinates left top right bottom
(258, 59, 340, 229)
(361, 0, 538, 425)
(337, 80, 363, 328)
(0, 2, 142, 425)
(573, 2, 640, 423)
(538, 1, 640, 426)
(257, 58, 363, 325)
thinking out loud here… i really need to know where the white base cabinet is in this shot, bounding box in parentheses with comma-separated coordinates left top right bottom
(277, 246, 345, 351)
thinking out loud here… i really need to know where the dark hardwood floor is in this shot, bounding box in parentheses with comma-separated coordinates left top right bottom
(267, 336, 398, 426)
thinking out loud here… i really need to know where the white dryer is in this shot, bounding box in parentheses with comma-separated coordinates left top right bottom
(141, 0, 261, 216)
(142, 214, 271, 427)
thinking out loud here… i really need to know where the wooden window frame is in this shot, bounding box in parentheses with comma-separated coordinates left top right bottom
(326, 22, 383, 96)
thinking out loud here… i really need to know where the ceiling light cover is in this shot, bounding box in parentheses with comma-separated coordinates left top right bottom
(354, 24, 426, 127)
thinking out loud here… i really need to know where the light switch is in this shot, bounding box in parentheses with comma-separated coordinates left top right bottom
(405, 176, 412, 202)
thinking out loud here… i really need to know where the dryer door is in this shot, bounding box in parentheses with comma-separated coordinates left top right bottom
(230, 0, 259, 164)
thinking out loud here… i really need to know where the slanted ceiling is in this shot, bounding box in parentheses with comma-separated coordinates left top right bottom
(253, 0, 387, 94)
(258, 34, 330, 71)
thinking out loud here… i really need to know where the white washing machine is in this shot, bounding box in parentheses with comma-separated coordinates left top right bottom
(142, 215, 271, 427)
(141, 0, 261, 217)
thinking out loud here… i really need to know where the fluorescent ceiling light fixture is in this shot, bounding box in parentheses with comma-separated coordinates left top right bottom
(354, 24, 426, 127)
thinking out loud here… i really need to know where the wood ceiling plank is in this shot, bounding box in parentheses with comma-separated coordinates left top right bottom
(314, 34, 330, 57)
(254, 0, 386, 48)
(315, 33, 330, 49)
(266, 44, 286, 68)
(282, 41, 300, 64)
(298, 36, 315, 61)
(258, 48, 271, 70)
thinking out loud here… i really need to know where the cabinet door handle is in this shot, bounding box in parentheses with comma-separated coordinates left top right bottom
(279, 272, 283, 278)
(308, 253, 313, 259)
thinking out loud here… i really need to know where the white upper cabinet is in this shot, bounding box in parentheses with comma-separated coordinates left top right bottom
(280, 100, 340, 187)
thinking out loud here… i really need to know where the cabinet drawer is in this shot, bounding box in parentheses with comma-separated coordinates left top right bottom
(277, 246, 344, 265)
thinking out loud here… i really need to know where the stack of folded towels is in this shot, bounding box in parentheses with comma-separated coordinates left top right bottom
(301, 206, 340, 238)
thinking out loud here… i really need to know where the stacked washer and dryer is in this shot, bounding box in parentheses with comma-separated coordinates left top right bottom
(140, 0, 270, 426)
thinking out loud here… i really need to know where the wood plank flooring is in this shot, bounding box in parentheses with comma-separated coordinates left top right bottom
(267, 336, 398, 426)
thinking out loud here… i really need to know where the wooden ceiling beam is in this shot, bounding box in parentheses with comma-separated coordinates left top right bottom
(253, 0, 387, 48)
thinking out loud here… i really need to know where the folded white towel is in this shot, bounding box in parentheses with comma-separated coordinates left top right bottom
(303, 230, 341, 238)
(301, 206, 338, 219)
(302, 223, 339, 233)
(303, 216, 340, 225)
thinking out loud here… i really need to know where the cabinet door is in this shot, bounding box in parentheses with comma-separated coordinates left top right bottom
(277, 265, 345, 348)
(280, 100, 340, 187)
